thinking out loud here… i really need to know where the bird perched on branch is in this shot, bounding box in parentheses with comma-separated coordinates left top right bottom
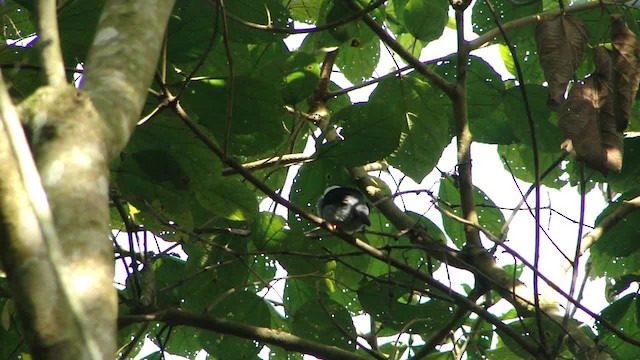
(305, 186, 371, 237)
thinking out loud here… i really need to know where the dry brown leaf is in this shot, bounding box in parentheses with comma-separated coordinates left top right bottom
(593, 46, 623, 172)
(535, 15, 588, 105)
(611, 14, 640, 132)
(560, 79, 608, 172)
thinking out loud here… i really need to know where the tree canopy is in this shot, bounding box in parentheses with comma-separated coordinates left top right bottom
(1, 0, 640, 359)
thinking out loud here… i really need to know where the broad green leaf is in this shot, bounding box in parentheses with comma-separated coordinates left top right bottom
(117, 149, 196, 233)
(220, 0, 291, 44)
(318, 102, 403, 167)
(369, 74, 452, 182)
(589, 191, 640, 277)
(288, 0, 326, 23)
(0, 44, 44, 98)
(397, 33, 425, 58)
(195, 179, 258, 221)
(498, 27, 546, 85)
(598, 294, 640, 359)
(472, 0, 542, 35)
(404, 0, 448, 42)
(0, 1, 35, 42)
(284, 278, 326, 315)
(336, 36, 381, 84)
(497, 144, 567, 189)
(358, 272, 454, 334)
(203, 291, 271, 358)
(181, 77, 288, 157)
(58, 0, 105, 64)
(251, 212, 288, 251)
(280, 52, 320, 105)
(607, 137, 640, 193)
(504, 85, 562, 151)
(365, 211, 445, 276)
(326, 0, 376, 45)
(291, 297, 356, 350)
(435, 56, 507, 143)
(592, 190, 640, 256)
(116, 113, 257, 228)
(166, 1, 216, 64)
(178, 240, 255, 312)
(497, 318, 566, 359)
(0, 299, 29, 359)
(439, 176, 505, 247)
(153, 326, 207, 358)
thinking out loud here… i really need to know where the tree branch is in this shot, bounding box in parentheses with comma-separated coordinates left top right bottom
(342, 0, 456, 97)
(120, 308, 368, 360)
(36, 0, 66, 86)
(81, 0, 177, 160)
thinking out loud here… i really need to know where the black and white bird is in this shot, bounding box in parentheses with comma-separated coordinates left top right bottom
(305, 186, 371, 237)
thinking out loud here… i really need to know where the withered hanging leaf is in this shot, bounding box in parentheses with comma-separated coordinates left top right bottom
(535, 15, 588, 105)
(611, 14, 640, 132)
(560, 79, 607, 172)
(559, 75, 623, 173)
(593, 46, 623, 172)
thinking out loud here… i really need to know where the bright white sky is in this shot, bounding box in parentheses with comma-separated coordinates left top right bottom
(130, 13, 615, 360)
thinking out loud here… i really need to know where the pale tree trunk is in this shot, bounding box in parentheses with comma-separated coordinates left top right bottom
(0, 0, 176, 358)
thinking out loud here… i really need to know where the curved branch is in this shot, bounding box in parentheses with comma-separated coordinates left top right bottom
(580, 195, 640, 255)
(226, 0, 387, 34)
(342, 0, 456, 97)
(120, 308, 367, 360)
(469, 1, 617, 51)
(221, 153, 314, 176)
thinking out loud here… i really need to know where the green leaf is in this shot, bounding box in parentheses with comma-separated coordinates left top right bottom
(318, 102, 403, 167)
(58, 0, 105, 64)
(364, 211, 445, 277)
(203, 291, 271, 358)
(607, 137, 640, 193)
(336, 37, 381, 84)
(288, 0, 325, 23)
(251, 212, 288, 251)
(397, 33, 425, 58)
(358, 272, 454, 334)
(291, 297, 356, 350)
(0, 1, 35, 42)
(280, 52, 321, 105)
(472, 0, 542, 35)
(589, 191, 640, 278)
(116, 113, 261, 230)
(435, 56, 507, 142)
(369, 74, 452, 182)
(195, 176, 258, 221)
(219, 0, 291, 43)
(438, 176, 505, 247)
(497, 143, 567, 189)
(166, 1, 216, 64)
(326, 0, 376, 45)
(504, 85, 562, 151)
(592, 191, 640, 257)
(598, 294, 640, 359)
(0, 299, 30, 359)
(0, 45, 44, 98)
(499, 27, 546, 85)
(497, 318, 565, 359)
(181, 77, 288, 157)
(404, 0, 448, 42)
